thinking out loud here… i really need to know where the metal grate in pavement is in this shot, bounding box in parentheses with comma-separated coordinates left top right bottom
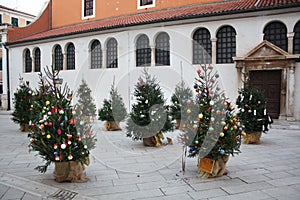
(48, 189, 78, 200)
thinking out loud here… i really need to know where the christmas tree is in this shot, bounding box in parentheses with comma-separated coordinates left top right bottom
(12, 78, 34, 132)
(126, 69, 173, 147)
(180, 65, 242, 177)
(98, 80, 127, 131)
(74, 79, 96, 123)
(74, 79, 97, 151)
(236, 81, 273, 144)
(170, 81, 193, 129)
(28, 66, 92, 182)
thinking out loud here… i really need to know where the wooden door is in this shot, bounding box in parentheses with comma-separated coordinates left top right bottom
(249, 70, 281, 119)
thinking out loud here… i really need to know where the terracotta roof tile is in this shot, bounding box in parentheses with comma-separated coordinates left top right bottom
(7, 0, 300, 44)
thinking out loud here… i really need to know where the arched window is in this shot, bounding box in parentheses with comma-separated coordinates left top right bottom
(54, 45, 63, 70)
(24, 49, 32, 73)
(91, 40, 102, 69)
(193, 28, 212, 64)
(136, 34, 151, 67)
(34, 48, 41, 72)
(155, 32, 170, 66)
(293, 21, 300, 62)
(216, 25, 236, 64)
(264, 21, 287, 51)
(67, 43, 75, 70)
(106, 38, 118, 68)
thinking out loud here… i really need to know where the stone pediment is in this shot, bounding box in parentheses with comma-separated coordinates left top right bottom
(234, 40, 298, 61)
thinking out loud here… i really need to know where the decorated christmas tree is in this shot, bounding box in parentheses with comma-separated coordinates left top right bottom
(28, 66, 93, 182)
(12, 78, 34, 132)
(126, 69, 173, 147)
(236, 81, 273, 144)
(74, 79, 96, 123)
(180, 65, 242, 178)
(98, 80, 127, 131)
(170, 81, 193, 129)
(74, 79, 97, 151)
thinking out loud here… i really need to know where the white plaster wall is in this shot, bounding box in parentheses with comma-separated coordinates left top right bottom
(8, 11, 300, 119)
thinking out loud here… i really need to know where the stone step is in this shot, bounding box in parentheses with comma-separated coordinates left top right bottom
(0, 172, 95, 200)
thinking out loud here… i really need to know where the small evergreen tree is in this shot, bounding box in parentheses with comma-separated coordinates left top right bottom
(28, 66, 91, 173)
(75, 79, 96, 123)
(236, 82, 273, 133)
(98, 81, 127, 130)
(12, 78, 34, 132)
(126, 69, 173, 145)
(74, 79, 97, 151)
(170, 81, 193, 128)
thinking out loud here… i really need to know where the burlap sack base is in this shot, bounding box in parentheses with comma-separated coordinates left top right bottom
(243, 131, 262, 144)
(20, 123, 30, 132)
(198, 156, 229, 178)
(104, 121, 121, 131)
(175, 119, 181, 130)
(143, 132, 164, 147)
(54, 161, 88, 183)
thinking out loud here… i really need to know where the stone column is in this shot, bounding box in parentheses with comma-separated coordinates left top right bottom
(287, 32, 294, 54)
(279, 68, 287, 120)
(1, 27, 9, 110)
(211, 38, 217, 64)
(102, 48, 107, 68)
(31, 52, 35, 72)
(63, 52, 67, 70)
(287, 63, 296, 121)
(235, 61, 245, 88)
(151, 45, 155, 67)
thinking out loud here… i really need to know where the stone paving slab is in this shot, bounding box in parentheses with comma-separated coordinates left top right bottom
(0, 111, 300, 199)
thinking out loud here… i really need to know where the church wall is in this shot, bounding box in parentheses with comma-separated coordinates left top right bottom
(8, 11, 300, 119)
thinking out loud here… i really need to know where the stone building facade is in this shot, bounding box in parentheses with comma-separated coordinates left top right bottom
(1, 0, 300, 120)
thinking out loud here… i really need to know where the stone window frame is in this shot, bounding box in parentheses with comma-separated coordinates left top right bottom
(136, 34, 151, 67)
(155, 32, 170, 66)
(137, 0, 155, 10)
(24, 49, 32, 73)
(106, 38, 118, 68)
(263, 21, 288, 52)
(66, 43, 75, 70)
(54, 45, 63, 71)
(82, 0, 95, 20)
(90, 39, 103, 69)
(192, 27, 212, 64)
(34, 48, 41, 72)
(216, 25, 236, 64)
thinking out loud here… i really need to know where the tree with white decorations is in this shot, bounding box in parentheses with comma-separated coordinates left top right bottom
(126, 69, 173, 147)
(74, 79, 97, 151)
(236, 81, 273, 144)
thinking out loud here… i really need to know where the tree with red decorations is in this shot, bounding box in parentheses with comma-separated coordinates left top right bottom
(28, 66, 94, 182)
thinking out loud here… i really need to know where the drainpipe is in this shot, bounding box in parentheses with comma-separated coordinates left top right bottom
(4, 44, 10, 110)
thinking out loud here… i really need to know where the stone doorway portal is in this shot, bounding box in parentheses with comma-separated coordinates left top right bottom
(234, 40, 298, 120)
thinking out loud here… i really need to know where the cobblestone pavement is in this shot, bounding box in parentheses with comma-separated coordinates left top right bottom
(0, 111, 300, 200)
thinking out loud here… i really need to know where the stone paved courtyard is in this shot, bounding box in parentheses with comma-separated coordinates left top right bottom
(0, 111, 300, 200)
